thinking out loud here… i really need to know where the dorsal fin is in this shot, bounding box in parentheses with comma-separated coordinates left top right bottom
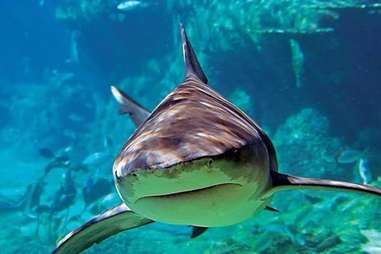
(180, 23, 208, 84)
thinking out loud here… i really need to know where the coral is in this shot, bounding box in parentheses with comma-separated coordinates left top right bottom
(56, 0, 118, 22)
(273, 108, 342, 178)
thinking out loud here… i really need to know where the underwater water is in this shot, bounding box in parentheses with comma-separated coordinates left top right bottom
(1, 0, 381, 253)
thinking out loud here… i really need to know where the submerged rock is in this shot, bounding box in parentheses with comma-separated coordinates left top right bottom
(274, 108, 342, 178)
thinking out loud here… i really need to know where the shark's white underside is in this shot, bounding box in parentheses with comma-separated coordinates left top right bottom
(115, 157, 272, 227)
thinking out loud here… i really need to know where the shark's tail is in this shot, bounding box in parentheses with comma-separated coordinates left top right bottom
(268, 171, 381, 197)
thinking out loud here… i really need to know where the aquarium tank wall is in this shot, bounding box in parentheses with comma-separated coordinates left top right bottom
(0, 0, 381, 253)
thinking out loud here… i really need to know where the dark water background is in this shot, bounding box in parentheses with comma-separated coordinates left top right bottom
(1, 1, 381, 253)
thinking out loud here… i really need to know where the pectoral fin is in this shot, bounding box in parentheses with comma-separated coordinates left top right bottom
(52, 203, 153, 254)
(191, 226, 208, 238)
(268, 171, 381, 197)
(265, 206, 280, 213)
(110, 86, 150, 126)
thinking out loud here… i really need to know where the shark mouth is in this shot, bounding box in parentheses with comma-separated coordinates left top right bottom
(130, 181, 253, 227)
(136, 183, 242, 202)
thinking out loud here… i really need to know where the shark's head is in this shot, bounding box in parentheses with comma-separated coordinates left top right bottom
(113, 76, 275, 226)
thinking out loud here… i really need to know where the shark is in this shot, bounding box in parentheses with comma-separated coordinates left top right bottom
(52, 24, 381, 254)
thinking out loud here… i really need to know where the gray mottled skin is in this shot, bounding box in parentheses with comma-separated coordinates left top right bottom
(113, 76, 274, 179)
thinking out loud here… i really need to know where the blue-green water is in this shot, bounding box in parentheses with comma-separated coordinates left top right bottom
(1, 1, 381, 253)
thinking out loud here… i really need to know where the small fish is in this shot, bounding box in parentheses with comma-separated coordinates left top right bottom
(336, 148, 363, 164)
(69, 31, 80, 64)
(28, 178, 45, 209)
(82, 138, 113, 168)
(82, 152, 109, 167)
(82, 177, 94, 201)
(117, 0, 149, 11)
(315, 235, 341, 252)
(50, 153, 70, 164)
(38, 148, 55, 159)
(34, 204, 50, 213)
(101, 193, 117, 203)
(44, 156, 71, 175)
(303, 194, 323, 204)
(51, 171, 77, 212)
(68, 113, 84, 123)
(64, 146, 73, 153)
(103, 136, 113, 151)
(361, 229, 381, 254)
(68, 214, 82, 223)
(82, 177, 112, 206)
(26, 204, 51, 218)
(0, 197, 23, 212)
(88, 203, 104, 215)
(358, 158, 372, 184)
(99, 193, 120, 211)
(0, 187, 30, 214)
(40, 146, 72, 174)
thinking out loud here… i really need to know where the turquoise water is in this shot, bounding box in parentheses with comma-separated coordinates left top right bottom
(1, 1, 381, 253)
